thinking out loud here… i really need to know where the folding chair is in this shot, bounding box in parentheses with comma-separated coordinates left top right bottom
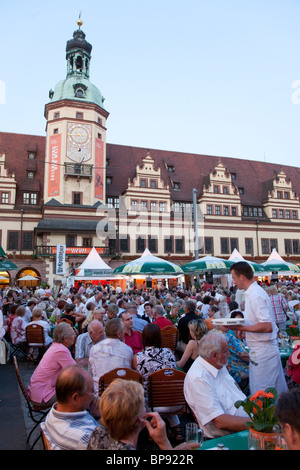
(98, 367, 144, 397)
(13, 356, 51, 449)
(161, 326, 179, 352)
(26, 324, 47, 363)
(9, 341, 28, 363)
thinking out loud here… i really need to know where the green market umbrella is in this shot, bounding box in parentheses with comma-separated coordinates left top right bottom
(113, 249, 183, 275)
(261, 249, 300, 274)
(182, 255, 235, 274)
(0, 259, 18, 270)
(0, 245, 7, 259)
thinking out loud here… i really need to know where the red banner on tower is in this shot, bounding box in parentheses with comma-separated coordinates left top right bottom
(94, 137, 104, 200)
(48, 134, 61, 197)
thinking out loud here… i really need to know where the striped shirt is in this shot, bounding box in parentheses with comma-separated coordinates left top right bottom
(42, 405, 99, 450)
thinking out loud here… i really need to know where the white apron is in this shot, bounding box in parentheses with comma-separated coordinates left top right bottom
(248, 340, 288, 396)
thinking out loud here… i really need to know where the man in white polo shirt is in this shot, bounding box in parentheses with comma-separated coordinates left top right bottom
(184, 331, 249, 439)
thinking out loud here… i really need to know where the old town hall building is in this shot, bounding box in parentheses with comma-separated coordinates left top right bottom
(1, 21, 300, 285)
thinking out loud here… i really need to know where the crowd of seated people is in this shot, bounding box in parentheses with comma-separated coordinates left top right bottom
(1, 277, 300, 450)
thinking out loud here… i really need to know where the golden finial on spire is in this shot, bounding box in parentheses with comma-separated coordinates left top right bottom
(77, 11, 83, 28)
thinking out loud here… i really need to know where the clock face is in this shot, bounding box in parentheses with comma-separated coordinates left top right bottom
(67, 123, 92, 162)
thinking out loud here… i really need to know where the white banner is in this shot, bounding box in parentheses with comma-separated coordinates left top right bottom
(56, 244, 66, 275)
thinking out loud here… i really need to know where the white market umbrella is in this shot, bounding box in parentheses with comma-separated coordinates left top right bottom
(17, 275, 39, 281)
(113, 249, 183, 275)
(76, 247, 112, 275)
(228, 249, 267, 273)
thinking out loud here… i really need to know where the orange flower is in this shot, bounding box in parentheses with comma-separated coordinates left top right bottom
(256, 399, 263, 409)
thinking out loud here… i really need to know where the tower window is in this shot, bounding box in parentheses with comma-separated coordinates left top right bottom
(76, 112, 84, 119)
(75, 89, 84, 98)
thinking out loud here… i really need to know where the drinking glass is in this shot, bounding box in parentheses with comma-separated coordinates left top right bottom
(185, 423, 204, 448)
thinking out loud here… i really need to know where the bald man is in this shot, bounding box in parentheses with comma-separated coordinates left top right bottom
(42, 365, 99, 450)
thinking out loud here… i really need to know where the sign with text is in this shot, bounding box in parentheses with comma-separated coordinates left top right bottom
(51, 247, 104, 255)
(56, 244, 66, 275)
(94, 137, 104, 200)
(48, 134, 61, 197)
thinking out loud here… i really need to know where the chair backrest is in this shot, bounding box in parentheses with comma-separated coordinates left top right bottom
(160, 326, 178, 352)
(40, 424, 51, 450)
(13, 356, 31, 405)
(57, 318, 74, 326)
(98, 367, 144, 396)
(26, 323, 45, 346)
(147, 368, 186, 414)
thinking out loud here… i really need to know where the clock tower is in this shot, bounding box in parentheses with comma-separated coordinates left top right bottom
(44, 19, 109, 206)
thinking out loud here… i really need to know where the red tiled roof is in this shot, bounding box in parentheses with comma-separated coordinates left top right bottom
(1, 131, 299, 207)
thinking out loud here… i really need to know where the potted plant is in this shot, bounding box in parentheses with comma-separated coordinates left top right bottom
(286, 324, 300, 341)
(235, 387, 278, 450)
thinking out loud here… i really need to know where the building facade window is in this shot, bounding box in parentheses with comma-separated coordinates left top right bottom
(164, 237, 173, 253)
(1, 192, 9, 204)
(261, 238, 269, 255)
(23, 192, 37, 205)
(245, 238, 253, 255)
(221, 238, 229, 254)
(131, 200, 138, 211)
(150, 201, 157, 212)
(22, 232, 33, 251)
(83, 237, 92, 247)
(215, 206, 221, 215)
(140, 201, 147, 211)
(66, 235, 76, 247)
(148, 237, 157, 253)
(159, 202, 165, 212)
(8, 231, 19, 251)
(175, 237, 184, 253)
(137, 237, 145, 253)
(73, 192, 81, 205)
(120, 237, 129, 253)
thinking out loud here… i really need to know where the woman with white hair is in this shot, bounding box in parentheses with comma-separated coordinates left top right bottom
(27, 307, 53, 346)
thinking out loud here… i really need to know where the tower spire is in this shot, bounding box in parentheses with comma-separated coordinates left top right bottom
(65, 16, 92, 80)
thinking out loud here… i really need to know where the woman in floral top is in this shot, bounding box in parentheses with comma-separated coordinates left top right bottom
(132, 322, 176, 382)
(225, 310, 250, 394)
(132, 323, 182, 440)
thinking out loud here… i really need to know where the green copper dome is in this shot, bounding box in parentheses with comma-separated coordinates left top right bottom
(49, 76, 105, 109)
(48, 22, 106, 110)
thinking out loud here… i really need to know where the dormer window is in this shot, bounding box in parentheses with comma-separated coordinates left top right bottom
(167, 165, 175, 173)
(27, 171, 34, 179)
(28, 152, 36, 160)
(173, 182, 180, 191)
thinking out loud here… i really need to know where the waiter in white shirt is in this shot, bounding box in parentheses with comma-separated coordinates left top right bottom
(228, 261, 288, 395)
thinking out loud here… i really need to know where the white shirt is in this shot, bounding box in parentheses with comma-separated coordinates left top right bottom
(184, 356, 247, 439)
(89, 338, 133, 393)
(244, 282, 278, 344)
